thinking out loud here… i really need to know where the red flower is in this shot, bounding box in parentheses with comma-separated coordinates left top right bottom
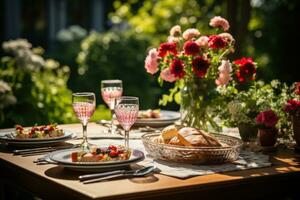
(284, 100, 300, 115)
(192, 56, 210, 78)
(256, 110, 279, 128)
(208, 35, 227, 49)
(295, 82, 300, 95)
(170, 58, 185, 78)
(158, 42, 177, 57)
(234, 57, 256, 83)
(183, 41, 200, 56)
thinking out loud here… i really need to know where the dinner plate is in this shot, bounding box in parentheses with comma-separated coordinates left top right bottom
(135, 110, 181, 127)
(47, 148, 145, 171)
(0, 130, 75, 147)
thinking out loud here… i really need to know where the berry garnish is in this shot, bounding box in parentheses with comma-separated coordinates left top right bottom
(108, 145, 117, 151)
(15, 125, 23, 131)
(109, 150, 118, 158)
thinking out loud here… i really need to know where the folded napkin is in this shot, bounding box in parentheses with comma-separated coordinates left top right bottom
(141, 150, 271, 178)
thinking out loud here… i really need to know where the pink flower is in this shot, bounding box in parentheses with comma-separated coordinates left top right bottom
(215, 73, 232, 86)
(209, 16, 230, 31)
(256, 110, 279, 128)
(215, 60, 232, 86)
(182, 28, 200, 40)
(167, 36, 180, 43)
(144, 48, 159, 74)
(169, 25, 181, 37)
(218, 33, 235, 44)
(195, 36, 209, 47)
(160, 68, 177, 82)
(218, 60, 232, 73)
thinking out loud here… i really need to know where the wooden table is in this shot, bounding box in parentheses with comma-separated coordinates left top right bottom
(1, 123, 300, 200)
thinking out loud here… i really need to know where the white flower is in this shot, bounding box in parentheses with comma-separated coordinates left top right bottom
(169, 25, 181, 37)
(2, 39, 32, 53)
(0, 80, 11, 94)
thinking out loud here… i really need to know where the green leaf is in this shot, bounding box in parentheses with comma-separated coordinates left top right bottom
(174, 91, 181, 104)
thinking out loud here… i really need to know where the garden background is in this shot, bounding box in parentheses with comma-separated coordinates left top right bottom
(0, 0, 299, 129)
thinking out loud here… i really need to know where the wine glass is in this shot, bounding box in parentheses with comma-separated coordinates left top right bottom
(101, 80, 123, 134)
(72, 92, 96, 151)
(115, 96, 139, 150)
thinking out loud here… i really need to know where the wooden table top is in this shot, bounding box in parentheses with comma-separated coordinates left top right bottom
(1, 123, 300, 200)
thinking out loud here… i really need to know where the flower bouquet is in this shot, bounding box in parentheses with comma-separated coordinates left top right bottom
(144, 16, 257, 131)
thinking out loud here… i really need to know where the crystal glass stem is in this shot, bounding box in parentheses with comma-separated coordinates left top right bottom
(110, 109, 115, 134)
(81, 123, 89, 150)
(124, 130, 129, 149)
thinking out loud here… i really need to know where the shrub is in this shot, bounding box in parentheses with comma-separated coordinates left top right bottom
(76, 30, 161, 109)
(0, 39, 76, 128)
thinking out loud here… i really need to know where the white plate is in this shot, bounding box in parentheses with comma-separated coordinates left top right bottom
(0, 130, 75, 147)
(135, 110, 180, 127)
(46, 148, 144, 171)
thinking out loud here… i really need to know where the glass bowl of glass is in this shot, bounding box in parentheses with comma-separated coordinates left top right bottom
(141, 132, 243, 164)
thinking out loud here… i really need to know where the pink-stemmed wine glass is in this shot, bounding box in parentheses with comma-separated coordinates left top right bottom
(101, 80, 123, 134)
(115, 96, 139, 149)
(72, 92, 96, 151)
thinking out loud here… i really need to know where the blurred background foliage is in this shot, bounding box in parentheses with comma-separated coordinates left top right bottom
(0, 0, 299, 128)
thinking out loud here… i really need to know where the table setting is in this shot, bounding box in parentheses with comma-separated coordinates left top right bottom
(0, 15, 283, 185)
(0, 78, 273, 184)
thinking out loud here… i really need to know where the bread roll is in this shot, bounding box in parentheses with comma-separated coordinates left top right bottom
(161, 125, 178, 140)
(168, 136, 183, 146)
(177, 127, 221, 147)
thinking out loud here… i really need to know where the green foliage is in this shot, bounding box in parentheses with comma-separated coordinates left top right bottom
(76, 30, 161, 109)
(0, 39, 76, 128)
(90, 105, 111, 122)
(219, 80, 293, 137)
(110, 0, 223, 45)
(46, 25, 88, 92)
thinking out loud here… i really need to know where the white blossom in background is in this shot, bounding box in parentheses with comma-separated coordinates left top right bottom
(0, 80, 11, 94)
(0, 80, 17, 109)
(2, 39, 45, 71)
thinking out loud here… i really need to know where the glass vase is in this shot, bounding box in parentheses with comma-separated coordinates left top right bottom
(180, 76, 220, 131)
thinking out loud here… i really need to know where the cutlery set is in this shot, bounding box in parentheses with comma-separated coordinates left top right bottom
(79, 166, 156, 184)
(13, 144, 80, 156)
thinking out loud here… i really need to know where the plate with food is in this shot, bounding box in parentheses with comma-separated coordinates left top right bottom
(141, 125, 242, 164)
(45, 145, 144, 171)
(0, 124, 75, 146)
(135, 110, 181, 127)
